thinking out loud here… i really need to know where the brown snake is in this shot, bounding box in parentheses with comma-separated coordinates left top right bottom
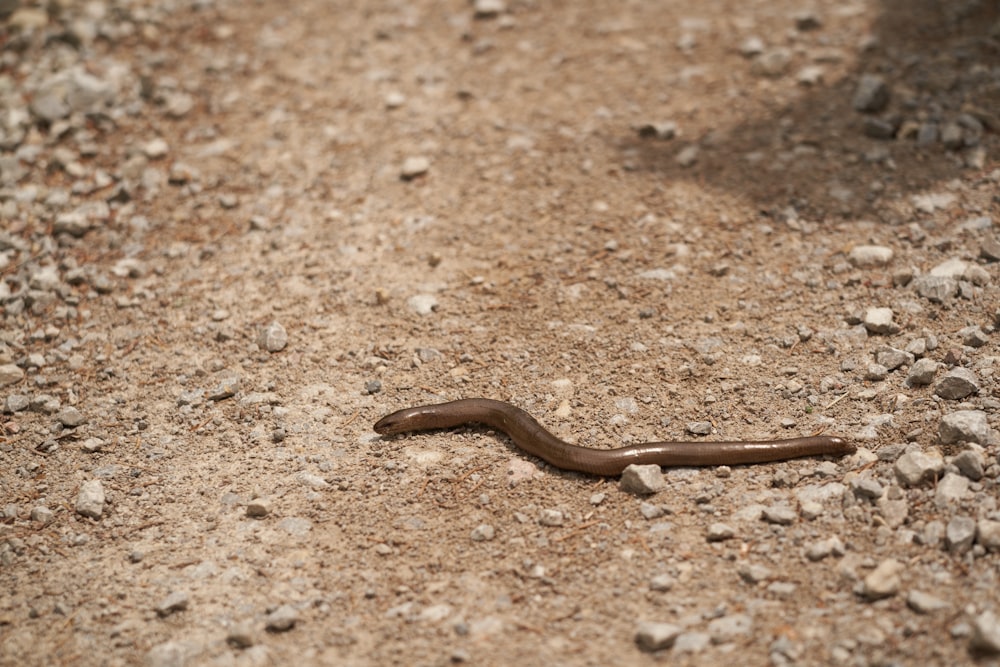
(373, 398, 855, 476)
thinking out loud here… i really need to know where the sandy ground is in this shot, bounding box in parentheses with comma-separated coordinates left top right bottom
(2, 1, 1000, 665)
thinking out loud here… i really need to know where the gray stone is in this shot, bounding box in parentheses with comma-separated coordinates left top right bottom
(707, 613, 753, 643)
(862, 558, 903, 600)
(156, 591, 190, 617)
(762, 505, 796, 525)
(805, 536, 845, 561)
(400, 156, 430, 180)
(864, 363, 888, 381)
(30, 506, 53, 523)
(912, 275, 957, 303)
(982, 236, 1000, 262)
(934, 473, 969, 504)
(894, 450, 944, 486)
(707, 522, 735, 542)
(56, 406, 86, 427)
(907, 358, 939, 385)
(752, 48, 792, 77)
(407, 294, 438, 315)
(686, 421, 712, 435)
(649, 574, 674, 591)
(0, 364, 24, 387)
(850, 475, 884, 500)
(930, 258, 969, 279)
(75, 480, 105, 519)
(620, 465, 665, 494)
(738, 563, 772, 583)
(945, 516, 977, 554)
(246, 498, 271, 518)
(934, 368, 979, 400)
(853, 74, 889, 112)
(864, 308, 898, 334)
(207, 374, 240, 401)
(538, 509, 563, 527)
(875, 347, 912, 370)
(847, 245, 893, 269)
(265, 604, 298, 632)
(673, 631, 711, 653)
(958, 325, 989, 348)
(876, 487, 908, 528)
(971, 611, 1000, 655)
(977, 520, 1000, 552)
(635, 621, 681, 651)
(473, 0, 506, 18)
(227, 622, 256, 649)
(907, 590, 949, 614)
(470, 524, 495, 542)
(258, 321, 288, 352)
(953, 449, 984, 481)
(277, 517, 312, 536)
(144, 640, 201, 667)
(939, 410, 991, 445)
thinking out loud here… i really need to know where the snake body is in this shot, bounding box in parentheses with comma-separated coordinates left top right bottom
(373, 398, 854, 476)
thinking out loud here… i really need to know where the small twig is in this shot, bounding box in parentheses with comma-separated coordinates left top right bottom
(553, 519, 602, 543)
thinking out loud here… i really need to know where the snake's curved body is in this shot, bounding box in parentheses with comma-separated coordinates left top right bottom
(373, 398, 854, 476)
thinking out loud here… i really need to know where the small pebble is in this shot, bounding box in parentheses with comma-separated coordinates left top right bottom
(619, 465, 665, 494)
(863, 308, 898, 334)
(977, 520, 1000, 552)
(155, 591, 190, 617)
(635, 622, 681, 651)
(853, 74, 889, 112)
(686, 421, 712, 436)
(935, 473, 969, 504)
(246, 498, 272, 518)
(75, 480, 105, 519)
(953, 449, 984, 481)
(762, 505, 797, 525)
(707, 522, 735, 542)
(258, 321, 288, 353)
(0, 364, 25, 387)
(861, 558, 903, 600)
(939, 410, 991, 445)
(538, 509, 563, 527)
(971, 611, 1000, 655)
(649, 574, 674, 592)
(907, 358, 939, 385)
(265, 605, 298, 632)
(849, 245, 894, 268)
(934, 368, 980, 400)
(945, 516, 977, 554)
(407, 294, 438, 315)
(906, 590, 949, 614)
(400, 156, 430, 180)
(470, 524, 495, 542)
(227, 622, 256, 649)
(894, 450, 945, 486)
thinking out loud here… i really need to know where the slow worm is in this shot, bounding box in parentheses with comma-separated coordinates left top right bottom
(373, 398, 855, 476)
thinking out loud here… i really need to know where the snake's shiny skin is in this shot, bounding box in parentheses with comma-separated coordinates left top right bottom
(373, 399, 855, 476)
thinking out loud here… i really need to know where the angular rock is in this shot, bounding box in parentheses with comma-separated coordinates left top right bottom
(894, 450, 945, 486)
(978, 520, 1000, 552)
(75, 480, 105, 519)
(853, 74, 889, 112)
(156, 591, 190, 617)
(907, 358, 939, 386)
(946, 516, 977, 554)
(939, 410, 991, 445)
(912, 275, 957, 303)
(934, 473, 969, 504)
(907, 590, 949, 614)
(971, 611, 1000, 655)
(635, 621, 681, 651)
(258, 321, 288, 353)
(620, 465, 666, 494)
(706, 523, 735, 542)
(862, 558, 903, 600)
(0, 364, 24, 387)
(934, 368, 979, 400)
(864, 308, 899, 335)
(848, 245, 894, 267)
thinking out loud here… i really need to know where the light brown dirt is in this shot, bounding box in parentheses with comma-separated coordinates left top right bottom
(2, 1, 999, 666)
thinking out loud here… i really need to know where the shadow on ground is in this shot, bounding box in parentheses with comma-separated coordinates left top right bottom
(629, 0, 999, 218)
